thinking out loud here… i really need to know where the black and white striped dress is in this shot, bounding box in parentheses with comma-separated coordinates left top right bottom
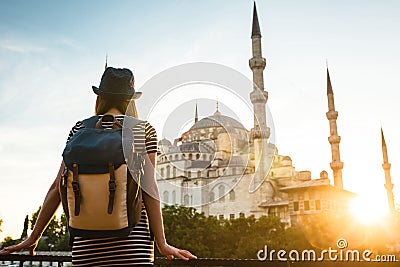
(66, 115, 158, 266)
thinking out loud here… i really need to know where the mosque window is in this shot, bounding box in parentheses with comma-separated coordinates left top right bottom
(219, 214, 224, 220)
(229, 190, 235, 201)
(230, 214, 235, 220)
(197, 171, 201, 177)
(175, 154, 179, 160)
(203, 154, 207, 160)
(304, 200, 310, 211)
(189, 154, 193, 160)
(218, 185, 225, 198)
(239, 212, 245, 218)
(166, 165, 171, 178)
(218, 185, 226, 202)
(163, 191, 169, 204)
(160, 168, 164, 177)
(293, 202, 299, 212)
(209, 191, 215, 202)
(184, 194, 190, 206)
(172, 191, 176, 204)
(173, 166, 176, 177)
(280, 209, 285, 218)
(315, 200, 321, 210)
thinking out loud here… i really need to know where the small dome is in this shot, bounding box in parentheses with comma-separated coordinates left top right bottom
(320, 170, 328, 179)
(158, 138, 172, 147)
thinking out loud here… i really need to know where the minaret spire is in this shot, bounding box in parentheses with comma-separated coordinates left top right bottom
(249, 2, 270, 182)
(194, 102, 198, 123)
(327, 68, 333, 95)
(326, 67, 344, 189)
(105, 54, 108, 70)
(381, 128, 395, 213)
(252, 2, 261, 38)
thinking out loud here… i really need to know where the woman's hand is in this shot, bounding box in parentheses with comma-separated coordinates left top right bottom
(0, 236, 38, 256)
(157, 242, 197, 261)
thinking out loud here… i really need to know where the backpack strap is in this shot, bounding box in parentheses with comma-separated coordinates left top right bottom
(108, 162, 117, 214)
(81, 116, 99, 129)
(72, 163, 81, 216)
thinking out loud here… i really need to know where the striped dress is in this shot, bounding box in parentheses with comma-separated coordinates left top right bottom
(65, 115, 158, 266)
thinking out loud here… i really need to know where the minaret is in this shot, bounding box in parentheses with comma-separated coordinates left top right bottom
(326, 68, 344, 189)
(249, 2, 270, 179)
(194, 102, 199, 124)
(381, 128, 395, 213)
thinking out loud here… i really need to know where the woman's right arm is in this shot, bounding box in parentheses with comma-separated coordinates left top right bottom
(0, 161, 64, 256)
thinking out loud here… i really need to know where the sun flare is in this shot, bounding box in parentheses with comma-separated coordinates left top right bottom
(349, 195, 389, 224)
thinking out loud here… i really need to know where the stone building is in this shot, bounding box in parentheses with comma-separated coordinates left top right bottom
(156, 3, 355, 225)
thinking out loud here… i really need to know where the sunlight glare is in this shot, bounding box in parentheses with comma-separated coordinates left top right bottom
(350, 195, 389, 224)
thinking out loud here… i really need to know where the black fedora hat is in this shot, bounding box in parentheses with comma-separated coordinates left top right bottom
(92, 67, 142, 100)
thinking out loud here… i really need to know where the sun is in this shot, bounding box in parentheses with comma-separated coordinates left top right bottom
(349, 195, 389, 224)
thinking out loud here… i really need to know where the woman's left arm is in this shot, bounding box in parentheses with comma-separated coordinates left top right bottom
(141, 152, 197, 261)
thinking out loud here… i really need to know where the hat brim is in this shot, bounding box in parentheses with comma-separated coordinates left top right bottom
(92, 86, 142, 100)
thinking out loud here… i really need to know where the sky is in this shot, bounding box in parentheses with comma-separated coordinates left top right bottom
(0, 0, 400, 240)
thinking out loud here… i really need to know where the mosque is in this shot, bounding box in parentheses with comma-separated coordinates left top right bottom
(155, 3, 396, 225)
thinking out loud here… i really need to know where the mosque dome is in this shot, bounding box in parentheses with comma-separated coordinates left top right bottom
(190, 113, 246, 132)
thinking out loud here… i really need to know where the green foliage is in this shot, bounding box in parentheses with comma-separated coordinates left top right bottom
(160, 205, 313, 259)
(160, 205, 210, 256)
(1, 208, 70, 251)
(30, 207, 69, 251)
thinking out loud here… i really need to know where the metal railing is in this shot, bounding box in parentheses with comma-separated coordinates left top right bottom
(1, 253, 399, 266)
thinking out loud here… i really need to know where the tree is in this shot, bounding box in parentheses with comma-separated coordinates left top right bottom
(160, 205, 314, 259)
(54, 213, 70, 251)
(161, 205, 210, 256)
(20, 215, 29, 240)
(0, 218, 2, 233)
(30, 206, 66, 251)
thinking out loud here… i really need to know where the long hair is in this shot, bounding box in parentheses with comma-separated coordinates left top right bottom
(95, 96, 138, 118)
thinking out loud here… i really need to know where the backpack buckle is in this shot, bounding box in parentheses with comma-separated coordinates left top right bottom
(72, 181, 80, 196)
(109, 180, 116, 192)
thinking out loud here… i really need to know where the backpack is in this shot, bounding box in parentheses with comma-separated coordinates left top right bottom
(60, 115, 144, 242)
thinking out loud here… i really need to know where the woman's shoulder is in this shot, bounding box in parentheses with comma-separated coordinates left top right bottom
(70, 115, 156, 133)
(121, 116, 154, 129)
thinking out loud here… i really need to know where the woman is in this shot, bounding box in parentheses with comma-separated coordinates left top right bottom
(0, 67, 196, 266)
